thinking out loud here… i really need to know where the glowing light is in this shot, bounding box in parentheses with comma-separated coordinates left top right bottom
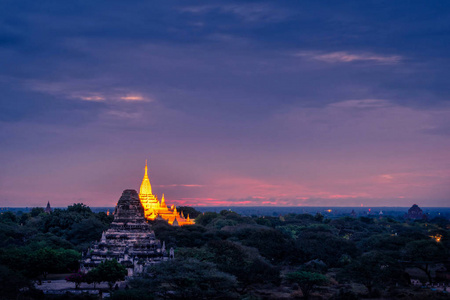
(140, 160, 152, 195)
(430, 234, 442, 243)
(138, 160, 194, 226)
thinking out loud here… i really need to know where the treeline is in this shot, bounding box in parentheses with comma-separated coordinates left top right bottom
(0, 206, 449, 299)
(0, 204, 113, 299)
(135, 210, 450, 299)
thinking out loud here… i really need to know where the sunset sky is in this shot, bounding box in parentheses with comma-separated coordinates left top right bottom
(1, 1, 450, 207)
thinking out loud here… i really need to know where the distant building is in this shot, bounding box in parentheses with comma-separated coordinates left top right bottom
(405, 204, 427, 220)
(81, 189, 172, 276)
(45, 201, 52, 214)
(350, 210, 357, 218)
(139, 160, 194, 226)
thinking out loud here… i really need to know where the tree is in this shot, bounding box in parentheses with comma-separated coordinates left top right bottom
(28, 247, 59, 279)
(26, 247, 80, 279)
(0, 264, 32, 298)
(0, 211, 17, 223)
(67, 217, 106, 246)
(359, 233, 411, 255)
(67, 203, 92, 216)
(402, 239, 447, 283)
(285, 271, 328, 300)
(27, 232, 75, 250)
(232, 226, 297, 264)
(195, 212, 220, 226)
(30, 207, 45, 217)
(96, 259, 127, 289)
(297, 226, 358, 267)
(341, 251, 405, 294)
(65, 270, 86, 289)
(207, 240, 280, 291)
(109, 289, 155, 300)
(314, 213, 324, 223)
(430, 216, 450, 229)
(133, 258, 238, 300)
(96, 211, 114, 226)
(177, 206, 202, 219)
(85, 268, 102, 288)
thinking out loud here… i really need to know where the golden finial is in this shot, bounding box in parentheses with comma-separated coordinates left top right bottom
(161, 193, 166, 207)
(140, 159, 152, 195)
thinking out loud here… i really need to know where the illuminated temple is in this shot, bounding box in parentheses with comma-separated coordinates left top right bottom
(139, 161, 194, 226)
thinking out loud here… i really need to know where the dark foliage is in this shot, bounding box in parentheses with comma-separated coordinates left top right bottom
(177, 206, 202, 219)
(0, 202, 114, 296)
(285, 271, 328, 300)
(109, 289, 155, 300)
(1, 206, 449, 299)
(131, 258, 238, 299)
(0, 264, 33, 299)
(95, 259, 128, 289)
(207, 240, 281, 288)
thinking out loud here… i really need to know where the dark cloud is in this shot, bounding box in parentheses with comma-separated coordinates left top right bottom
(1, 0, 450, 206)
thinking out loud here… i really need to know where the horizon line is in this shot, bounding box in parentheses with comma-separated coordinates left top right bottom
(2, 205, 450, 209)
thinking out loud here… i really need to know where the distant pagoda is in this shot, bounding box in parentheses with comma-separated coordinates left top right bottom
(81, 189, 173, 276)
(45, 201, 52, 214)
(139, 160, 194, 226)
(405, 204, 427, 220)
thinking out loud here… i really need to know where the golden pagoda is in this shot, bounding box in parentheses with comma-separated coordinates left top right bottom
(139, 160, 194, 226)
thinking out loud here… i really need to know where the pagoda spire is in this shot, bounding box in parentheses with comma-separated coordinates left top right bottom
(161, 194, 166, 207)
(139, 159, 152, 196)
(45, 201, 52, 214)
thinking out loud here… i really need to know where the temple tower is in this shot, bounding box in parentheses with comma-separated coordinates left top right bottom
(140, 160, 152, 196)
(138, 160, 195, 226)
(139, 160, 159, 216)
(45, 201, 52, 214)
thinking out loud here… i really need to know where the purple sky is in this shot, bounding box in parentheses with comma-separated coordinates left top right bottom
(1, 1, 450, 207)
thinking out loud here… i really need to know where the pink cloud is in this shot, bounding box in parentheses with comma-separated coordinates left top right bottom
(296, 51, 402, 64)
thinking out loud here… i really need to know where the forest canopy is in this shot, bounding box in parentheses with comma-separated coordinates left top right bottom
(0, 205, 448, 299)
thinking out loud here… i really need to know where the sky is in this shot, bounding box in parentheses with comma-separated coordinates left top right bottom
(1, 1, 450, 207)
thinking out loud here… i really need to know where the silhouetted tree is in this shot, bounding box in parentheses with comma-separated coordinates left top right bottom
(133, 258, 238, 300)
(342, 251, 405, 293)
(402, 239, 447, 283)
(30, 207, 45, 217)
(65, 270, 86, 289)
(0, 264, 33, 298)
(207, 240, 280, 291)
(177, 206, 202, 219)
(285, 271, 328, 300)
(195, 212, 220, 226)
(96, 259, 127, 289)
